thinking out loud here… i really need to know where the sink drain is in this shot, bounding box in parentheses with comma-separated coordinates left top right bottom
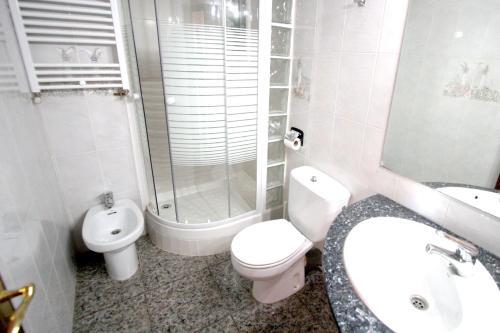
(410, 295, 428, 311)
(110, 229, 121, 235)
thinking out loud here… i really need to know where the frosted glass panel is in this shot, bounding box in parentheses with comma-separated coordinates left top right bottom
(267, 165, 284, 188)
(268, 141, 285, 164)
(271, 27, 291, 56)
(270, 59, 290, 86)
(272, 0, 293, 24)
(268, 116, 286, 139)
(269, 88, 288, 113)
(266, 186, 283, 208)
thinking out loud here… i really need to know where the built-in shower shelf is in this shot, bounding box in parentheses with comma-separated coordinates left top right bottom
(268, 136, 284, 143)
(271, 23, 292, 29)
(9, 0, 129, 93)
(269, 112, 288, 117)
(266, 182, 283, 190)
(267, 160, 285, 168)
(271, 56, 291, 60)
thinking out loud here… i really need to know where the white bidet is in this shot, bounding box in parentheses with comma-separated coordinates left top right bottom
(83, 199, 144, 280)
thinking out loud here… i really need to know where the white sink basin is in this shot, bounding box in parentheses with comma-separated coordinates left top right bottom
(343, 217, 500, 333)
(437, 187, 500, 218)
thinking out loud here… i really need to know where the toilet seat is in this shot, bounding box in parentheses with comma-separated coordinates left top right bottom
(231, 219, 309, 268)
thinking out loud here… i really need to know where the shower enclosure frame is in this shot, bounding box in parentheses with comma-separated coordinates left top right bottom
(129, 0, 273, 255)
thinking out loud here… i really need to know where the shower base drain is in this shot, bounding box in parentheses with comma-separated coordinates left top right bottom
(410, 295, 428, 310)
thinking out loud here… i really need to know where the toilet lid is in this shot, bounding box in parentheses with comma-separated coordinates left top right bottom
(231, 219, 308, 267)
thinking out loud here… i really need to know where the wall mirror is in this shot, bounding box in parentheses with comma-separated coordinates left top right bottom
(382, 0, 500, 219)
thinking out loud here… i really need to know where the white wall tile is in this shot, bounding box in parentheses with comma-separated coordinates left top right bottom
(39, 95, 95, 157)
(336, 53, 376, 123)
(379, 0, 408, 53)
(87, 95, 132, 150)
(341, 0, 386, 53)
(367, 53, 399, 129)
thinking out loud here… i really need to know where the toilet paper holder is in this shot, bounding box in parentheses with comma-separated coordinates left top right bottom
(286, 127, 304, 146)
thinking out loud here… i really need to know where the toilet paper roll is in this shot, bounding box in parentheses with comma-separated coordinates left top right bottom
(284, 137, 301, 151)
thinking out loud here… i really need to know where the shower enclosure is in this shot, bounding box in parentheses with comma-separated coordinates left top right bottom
(126, 0, 273, 254)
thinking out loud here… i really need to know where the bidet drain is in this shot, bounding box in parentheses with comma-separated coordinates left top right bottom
(410, 295, 428, 310)
(110, 229, 121, 235)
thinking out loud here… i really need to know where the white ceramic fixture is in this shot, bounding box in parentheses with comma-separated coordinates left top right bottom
(437, 187, 500, 218)
(343, 217, 500, 333)
(231, 166, 350, 303)
(83, 199, 144, 280)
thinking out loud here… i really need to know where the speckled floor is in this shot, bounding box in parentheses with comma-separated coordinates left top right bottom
(72, 236, 339, 332)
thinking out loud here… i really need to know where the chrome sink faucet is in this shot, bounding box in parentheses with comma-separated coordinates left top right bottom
(103, 191, 114, 209)
(426, 230, 479, 277)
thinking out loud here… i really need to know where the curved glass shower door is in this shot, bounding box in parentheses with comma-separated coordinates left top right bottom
(149, 0, 259, 223)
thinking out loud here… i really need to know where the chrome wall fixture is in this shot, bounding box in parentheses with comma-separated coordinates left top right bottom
(354, 0, 366, 7)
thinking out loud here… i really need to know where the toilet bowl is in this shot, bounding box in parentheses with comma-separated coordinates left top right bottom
(231, 166, 350, 303)
(83, 199, 144, 280)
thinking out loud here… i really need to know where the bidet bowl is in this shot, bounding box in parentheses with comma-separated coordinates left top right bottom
(83, 199, 144, 280)
(83, 199, 144, 253)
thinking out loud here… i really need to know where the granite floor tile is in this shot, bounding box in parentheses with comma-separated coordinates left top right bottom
(74, 258, 145, 319)
(297, 270, 339, 332)
(204, 251, 231, 266)
(232, 296, 319, 332)
(145, 268, 229, 332)
(73, 237, 339, 333)
(193, 315, 238, 333)
(138, 237, 208, 291)
(209, 259, 260, 316)
(73, 294, 150, 333)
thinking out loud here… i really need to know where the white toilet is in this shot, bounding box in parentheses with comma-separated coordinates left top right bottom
(83, 199, 144, 280)
(231, 166, 350, 303)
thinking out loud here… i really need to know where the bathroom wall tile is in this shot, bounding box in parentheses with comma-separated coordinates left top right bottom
(98, 148, 137, 192)
(87, 95, 132, 150)
(379, 0, 409, 53)
(295, 0, 317, 28)
(55, 153, 105, 213)
(39, 96, 96, 156)
(336, 53, 376, 123)
(367, 53, 399, 129)
(331, 117, 365, 173)
(316, 0, 347, 54)
(310, 53, 341, 117)
(342, 0, 386, 53)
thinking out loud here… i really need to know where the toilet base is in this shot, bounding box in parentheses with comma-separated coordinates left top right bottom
(104, 243, 139, 280)
(252, 257, 306, 304)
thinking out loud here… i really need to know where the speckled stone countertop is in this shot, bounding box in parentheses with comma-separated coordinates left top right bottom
(424, 182, 499, 193)
(322, 194, 500, 333)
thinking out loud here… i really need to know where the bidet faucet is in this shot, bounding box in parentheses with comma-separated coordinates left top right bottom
(103, 191, 114, 209)
(426, 231, 479, 277)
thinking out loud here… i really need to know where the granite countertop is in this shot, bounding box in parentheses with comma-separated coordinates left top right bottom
(322, 194, 500, 333)
(424, 182, 499, 193)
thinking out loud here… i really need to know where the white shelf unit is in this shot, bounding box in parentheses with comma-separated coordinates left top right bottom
(8, 0, 129, 92)
(266, 0, 295, 210)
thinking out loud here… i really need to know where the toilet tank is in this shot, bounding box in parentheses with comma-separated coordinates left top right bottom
(288, 166, 350, 243)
